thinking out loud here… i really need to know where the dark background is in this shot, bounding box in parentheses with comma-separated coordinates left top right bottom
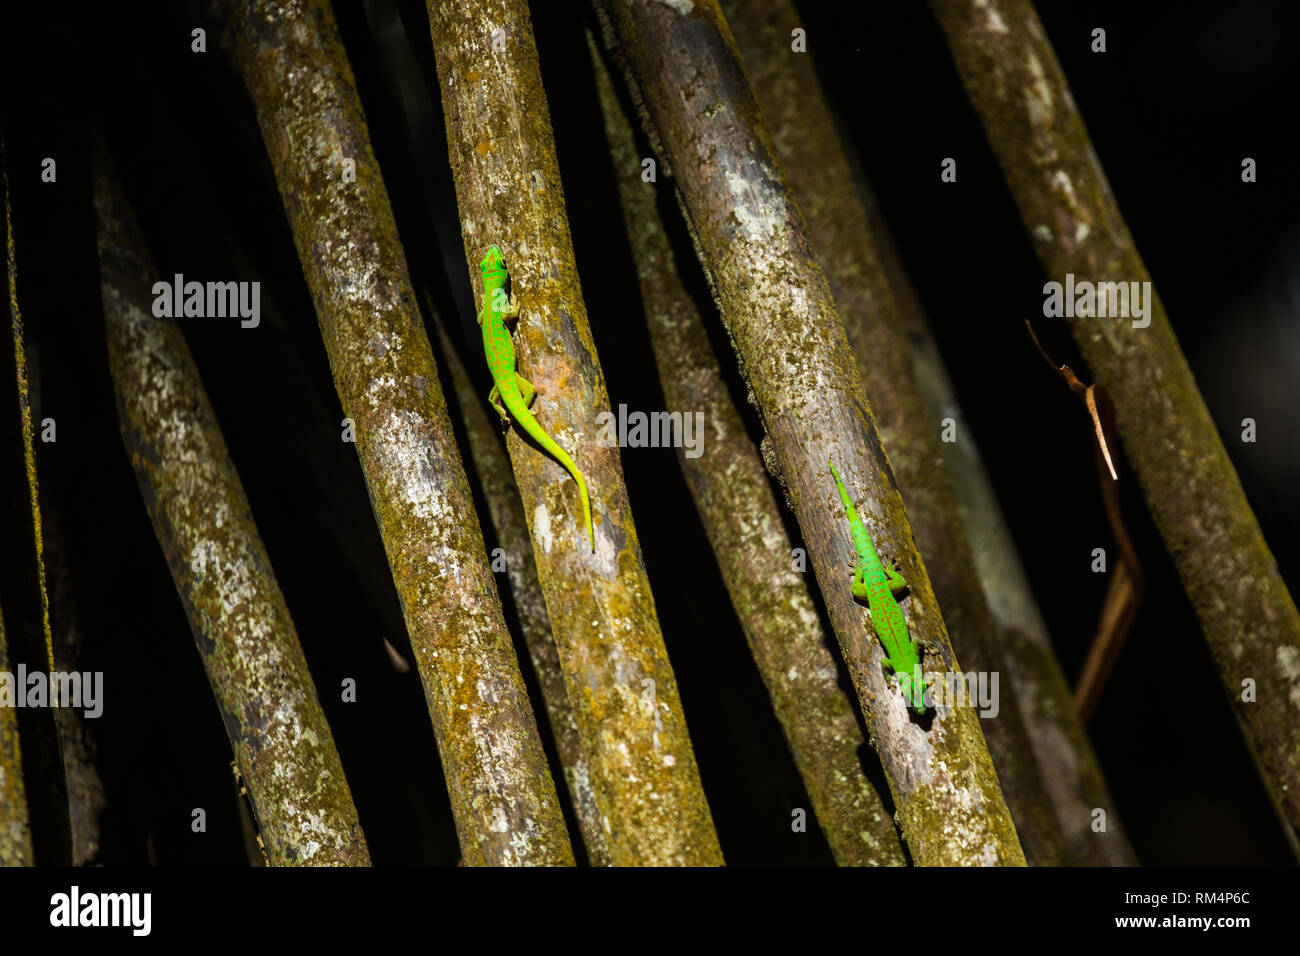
(1, 0, 1296, 864)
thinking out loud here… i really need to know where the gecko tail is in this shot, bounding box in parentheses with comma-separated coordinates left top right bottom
(503, 388, 594, 550)
(575, 469, 595, 552)
(552, 445, 594, 551)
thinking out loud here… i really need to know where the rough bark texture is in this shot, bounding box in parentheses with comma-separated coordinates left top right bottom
(0, 602, 32, 865)
(856, 161, 1136, 863)
(432, 314, 613, 865)
(596, 0, 1024, 865)
(930, 0, 1300, 852)
(94, 147, 371, 866)
(1, 150, 58, 865)
(720, 0, 1071, 864)
(723, 0, 1133, 866)
(427, 0, 723, 866)
(590, 32, 905, 866)
(888, 213, 1137, 865)
(1, 151, 34, 866)
(225, 0, 574, 866)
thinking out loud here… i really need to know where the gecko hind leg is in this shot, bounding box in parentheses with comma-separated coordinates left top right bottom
(515, 374, 537, 409)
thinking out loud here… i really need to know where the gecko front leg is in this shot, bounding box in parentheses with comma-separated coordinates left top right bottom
(487, 384, 510, 422)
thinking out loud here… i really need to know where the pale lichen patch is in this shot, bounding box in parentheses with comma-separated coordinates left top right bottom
(655, 0, 694, 16)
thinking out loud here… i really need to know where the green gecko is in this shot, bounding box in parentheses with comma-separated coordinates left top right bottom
(829, 460, 927, 713)
(479, 245, 594, 551)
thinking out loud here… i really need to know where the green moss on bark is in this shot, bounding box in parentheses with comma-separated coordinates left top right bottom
(591, 31, 904, 866)
(94, 146, 370, 866)
(720, 0, 1068, 864)
(225, 0, 574, 865)
(0, 602, 32, 866)
(433, 314, 613, 865)
(1, 150, 53, 866)
(596, 0, 1025, 865)
(426, 0, 723, 865)
(930, 0, 1300, 853)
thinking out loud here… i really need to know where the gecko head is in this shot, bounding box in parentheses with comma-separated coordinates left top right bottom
(481, 245, 507, 279)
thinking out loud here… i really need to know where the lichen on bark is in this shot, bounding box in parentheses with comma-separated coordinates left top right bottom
(1, 146, 53, 866)
(94, 144, 370, 866)
(930, 0, 1300, 854)
(426, 0, 723, 865)
(0, 601, 33, 865)
(595, 0, 1025, 865)
(718, 0, 1134, 865)
(432, 311, 612, 865)
(590, 29, 904, 866)
(224, 0, 574, 865)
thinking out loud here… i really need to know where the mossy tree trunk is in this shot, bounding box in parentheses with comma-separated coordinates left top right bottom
(0, 146, 63, 865)
(0, 601, 32, 865)
(95, 144, 371, 866)
(426, 0, 724, 866)
(0, 148, 34, 866)
(590, 31, 906, 867)
(595, 0, 1025, 865)
(225, 0, 574, 866)
(716, 0, 1068, 864)
(857, 158, 1137, 865)
(721, 0, 1134, 866)
(930, 0, 1300, 855)
(431, 309, 612, 865)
